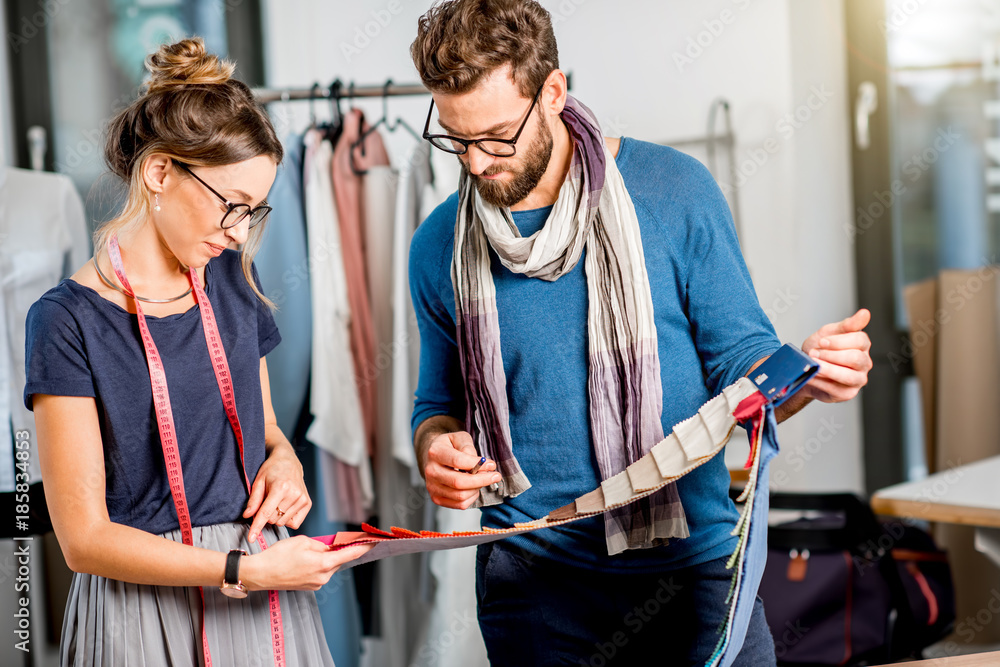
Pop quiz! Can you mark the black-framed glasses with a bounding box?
[422,83,545,157]
[175,162,272,230]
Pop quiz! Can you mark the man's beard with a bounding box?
[467,116,553,209]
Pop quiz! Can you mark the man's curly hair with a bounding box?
[411,0,559,97]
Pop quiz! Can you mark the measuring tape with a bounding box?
[108,236,286,667]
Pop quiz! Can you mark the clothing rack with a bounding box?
[252,73,575,104]
[252,80,429,104]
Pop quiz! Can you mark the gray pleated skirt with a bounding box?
[60,522,336,667]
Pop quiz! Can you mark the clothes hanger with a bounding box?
[324,79,345,146]
[349,80,421,175]
[383,81,421,142]
[380,80,421,144]
[308,82,322,129]
[349,81,385,176]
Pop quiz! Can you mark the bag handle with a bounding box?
[765,492,883,552]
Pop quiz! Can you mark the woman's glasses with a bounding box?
[175,162,271,230]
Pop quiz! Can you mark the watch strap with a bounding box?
[225,549,247,585]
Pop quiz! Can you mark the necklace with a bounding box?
[94,251,194,304]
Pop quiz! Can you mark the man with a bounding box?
[407,1,872,664]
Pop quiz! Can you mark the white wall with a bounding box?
[263,0,864,493]
[774,0,864,493]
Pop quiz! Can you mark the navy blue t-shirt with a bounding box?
[24,249,281,535]
[409,138,781,572]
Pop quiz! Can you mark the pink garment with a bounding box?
[331,109,391,459]
[320,450,369,524]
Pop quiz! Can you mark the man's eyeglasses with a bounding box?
[175,162,272,230]
[422,83,545,158]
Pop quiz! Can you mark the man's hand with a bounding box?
[800,308,873,403]
[424,431,501,510]
[416,416,501,510]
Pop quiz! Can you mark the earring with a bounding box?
[153,193,161,212]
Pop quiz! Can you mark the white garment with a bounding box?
[0,167,88,492]
[412,506,490,667]
[367,160,438,667]
[301,130,373,508]
[390,143,437,475]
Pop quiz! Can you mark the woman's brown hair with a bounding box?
[99,37,283,306]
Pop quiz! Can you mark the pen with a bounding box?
[460,456,487,474]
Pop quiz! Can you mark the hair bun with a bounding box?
[144,37,235,94]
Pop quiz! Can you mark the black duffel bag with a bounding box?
[756,492,954,666]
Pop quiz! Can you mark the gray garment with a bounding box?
[60,522,335,667]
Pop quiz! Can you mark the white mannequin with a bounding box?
[0,165,89,492]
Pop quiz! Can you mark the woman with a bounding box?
[24,38,370,666]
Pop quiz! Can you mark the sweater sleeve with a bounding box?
[408,196,467,432]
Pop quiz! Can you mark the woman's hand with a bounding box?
[240,535,375,591]
[244,442,311,542]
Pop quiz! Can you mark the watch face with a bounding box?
[220,583,248,599]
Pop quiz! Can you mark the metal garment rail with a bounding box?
[251,72,575,103]
[251,81,429,104]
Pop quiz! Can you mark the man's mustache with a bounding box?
[463,162,513,179]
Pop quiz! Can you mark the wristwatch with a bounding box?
[220,549,248,599]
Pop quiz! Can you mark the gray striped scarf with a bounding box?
[452,96,688,555]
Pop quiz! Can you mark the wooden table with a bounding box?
[871,455,1000,568]
[874,650,1000,665]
